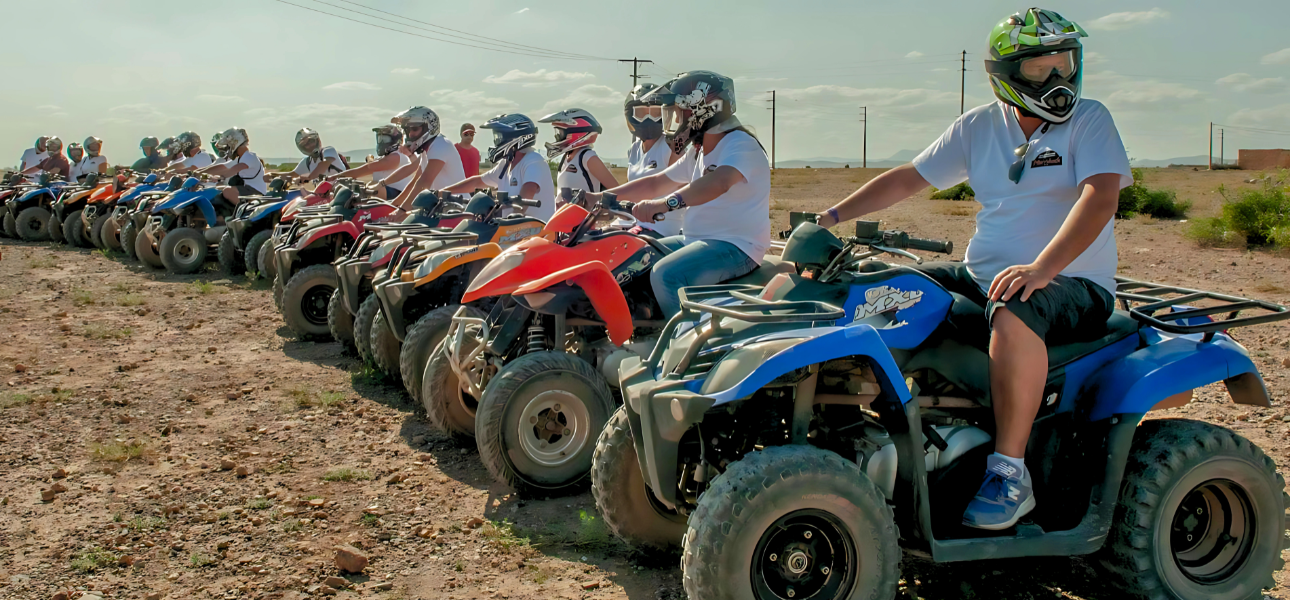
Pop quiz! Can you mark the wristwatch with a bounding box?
[665,194,686,211]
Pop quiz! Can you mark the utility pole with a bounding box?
[1219,128,1225,166]
[766,91,776,169]
[860,107,868,168]
[1209,122,1213,170]
[618,58,653,87]
[961,50,967,115]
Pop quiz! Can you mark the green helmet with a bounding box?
[140,136,159,151]
[985,8,1087,123]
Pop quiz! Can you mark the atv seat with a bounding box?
[727,256,797,287]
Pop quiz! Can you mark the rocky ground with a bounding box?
[0,167,1287,600]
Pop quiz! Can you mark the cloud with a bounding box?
[391,68,420,75]
[734,76,789,85]
[427,89,520,121]
[540,84,622,114]
[99,103,199,126]
[36,105,61,111]
[1083,51,1107,66]
[1086,71,1202,107]
[905,51,924,59]
[1227,103,1290,131]
[195,94,247,103]
[243,103,393,128]
[1089,8,1169,30]
[1262,48,1290,65]
[514,7,529,13]
[323,81,381,91]
[1216,73,1288,94]
[483,69,594,87]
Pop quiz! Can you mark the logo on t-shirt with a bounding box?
[704,164,719,174]
[645,160,658,170]
[565,165,578,173]
[1031,150,1063,168]
[509,178,518,186]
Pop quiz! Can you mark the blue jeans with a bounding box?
[651,236,759,318]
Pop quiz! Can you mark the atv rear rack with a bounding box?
[1114,276,1290,340]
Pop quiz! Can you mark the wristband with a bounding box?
[826,207,839,224]
[665,193,686,211]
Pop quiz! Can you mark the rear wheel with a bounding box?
[244,230,272,278]
[65,210,87,248]
[217,231,243,276]
[327,287,356,351]
[401,304,467,402]
[259,241,278,283]
[1095,419,1288,600]
[48,213,64,244]
[159,227,208,274]
[421,307,488,443]
[354,294,381,366]
[475,351,615,495]
[592,406,688,553]
[89,214,109,249]
[2,211,17,238]
[120,220,139,260]
[101,215,124,251]
[17,207,51,241]
[281,264,337,339]
[682,446,900,600]
[134,227,164,269]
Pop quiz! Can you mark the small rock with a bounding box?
[1235,413,1251,422]
[1282,358,1290,368]
[465,517,485,529]
[1282,415,1290,423]
[50,482,67,493]
[324,576,349,589]
[235,466,252,477]
[208,346,217,353]
[226,392,240,400]
[52,468,68,479]
[581,581,602,591]
[411,435,427,446]
[368,582,394,591]
[387,473,405,484]
[308,498,326,507]
[118,554,136,567]
[318,585,338,596]
[333,545,369,573]
[145,594,162,600]
[241,387,253,394]
[40,489,56,502]
[312,511,329,520]
[13,364,26,373]
[55,311,68,318]
[51,592,70,600]
[220,459,237,471]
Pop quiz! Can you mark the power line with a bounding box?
[1211,123,1290,136]
[269,0,610,61]
[619,58,654,86]
[735,53,965,76]
[327,0,610,60]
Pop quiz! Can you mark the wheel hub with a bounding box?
[302,285,335,326]
[1169,478,1255,584]
[754,510,855,600]
[176,238,201,264]
[516,390,589,467]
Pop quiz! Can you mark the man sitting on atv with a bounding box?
[440,113,554,220]
[195,127,268,206]
[275,128,348,184]
[161,132,214,175]
[817,8,1132,531]
[19,136,50,173]
[327,124,413,200]
[130,137,170,173]
[21,136,70,180]
[580,70,770,319]
[388,106,466,211]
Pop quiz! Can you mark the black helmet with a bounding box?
[176,132,202,154]
[480,114,538,164]
[372,124,403,157]
[624,83,663,141]
[984,8,1088,124]
[645,70,738,154]
[140,136,160,154]
[160,137,177,156]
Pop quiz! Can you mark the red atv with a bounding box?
[273,180,405,338]
[437,193,794,494]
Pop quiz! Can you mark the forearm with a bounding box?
[1034,175,1119,276]
[824,164,930,224]
[444,175,485,194]
[671,167,742,207]
[605,172,684,202]
[336,160,379,180]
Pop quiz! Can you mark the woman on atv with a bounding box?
[130,137,169,173]
[79,137,109,178]
[161,132,214,175]
[582,70,770,319]
[327,124,413,200]
[539,108,619,193]
[64,143,87,183]
[623,83,689,237]
[195,127,268,205]
[818,7,1132,531]
[388,106,466,211]
[440,113,556,221]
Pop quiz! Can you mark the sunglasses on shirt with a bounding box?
[1008,122,1051,184]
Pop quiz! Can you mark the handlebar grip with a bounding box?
[520,198,541,207]
[907,238,953,254]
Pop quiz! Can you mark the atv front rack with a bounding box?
[1115,277,1290,340]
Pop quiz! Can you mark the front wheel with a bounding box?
[259,240,278,284]
[281,264,337,339]
[327,287,356,351]
[120,220,139,260]
[244,230,272,278]
[217,231,243,276]
[474,351,615,495]
[101,216,124,251]
[65,210,89,248]
[683,446,901,600]
[159,227,208,274]
[17,207,51,242]
[421,308,488,443]
[354,294,381,366]
[89,214,109,249]
[48,213,65,244]
[401,304,472,403]
[135,226,163,268]
[2,211,17,238]
[369,310,402,380]
[1096,419,1288,600]
[592,406,687,553]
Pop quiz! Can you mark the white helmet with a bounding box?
[45,136,64,154]
[84,136,103,158]
[391,106,440,149]
[295,128,322,158]
[218,127,249,157]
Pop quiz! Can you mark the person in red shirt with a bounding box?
[455,123,481,177]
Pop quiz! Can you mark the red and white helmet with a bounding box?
[538,108,602,159]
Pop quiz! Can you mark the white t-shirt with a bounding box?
[180,150,214,171]
[416,135,467,191]
[480,148,556,222]
[628,139,687,236]
[912,100,1132,294]
[232,150,268,194]
[293,146,347,180]
[69,156,106,182]
[21,149,48,172]
[661,131,770,263]
[557,148,604,193]
[372,152,413,192]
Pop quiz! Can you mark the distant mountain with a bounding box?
[1130,155,1209,168]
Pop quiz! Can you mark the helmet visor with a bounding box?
[298,136,320,155]
[493,131,507,148]
[1018,50,1077,83]
[662,106,687,136]
[632,106,663,121]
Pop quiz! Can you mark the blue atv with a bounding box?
[140,176,234,274]
[218,178,301,276]
[600,215,1290,600]
[2,172,67,241]
[121,176,187,264]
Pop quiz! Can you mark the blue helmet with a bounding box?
[481,113,538,164]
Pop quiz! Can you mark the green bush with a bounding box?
[930,182,975,201]
[1117,168,1190,219]
[1185,181,1290,248]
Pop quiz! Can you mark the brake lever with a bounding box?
[872,245,923,265]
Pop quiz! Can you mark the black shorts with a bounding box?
[234,185,260,197]
[915,262,1115,346]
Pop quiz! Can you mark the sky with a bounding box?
[3,0,1288,167]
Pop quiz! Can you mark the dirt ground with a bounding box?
[0,167,1287,600]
